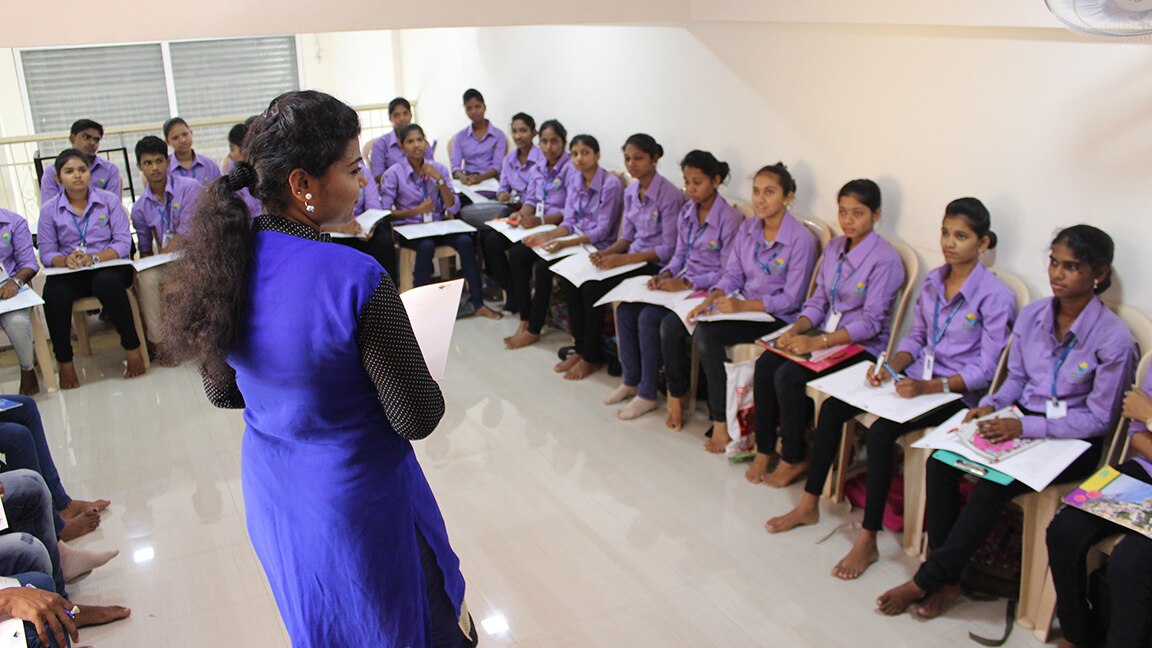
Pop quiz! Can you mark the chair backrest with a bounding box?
[361,136,377,168]
[801,216,833,251]
[989,267,1031,314]
[1105,350,1152,467]
[445,134,456,165]
[606,168,633,188]
[1108,302,1152,358]
[731,199,754,219]
[884,240,921,358]
[988,339,1013,395]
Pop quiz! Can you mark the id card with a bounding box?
[535,202,545,217]
[0,495,8,532]
[823,310,842,334]
[1046,399,1068,420]
[922,353,935,381]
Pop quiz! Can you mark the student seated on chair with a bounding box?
[0,207,43,395]
[39,120,121,207]
[502,120,575,344]
[511,135,623,368]
[450,88,506,187]
[764,198,1017,582]
[878,225,1137,620]
[370,97,434,184]
[380,124,500,319]
[321,160,398,279]
[224,120,263,220]
[164,117,222,186]
[37,149,145,389]
[682,163,820,452]
[753,179,904,476]
[608,149,740,421]
[1047,374,1152,648]
[130,136,202,365]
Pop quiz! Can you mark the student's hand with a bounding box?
[462,173,480,186]
[976,417,1023,444]
[414,199,436,215]
[776,327,797,348]
[519,215,543,229]
[686,300,714,323]
[0,587,79,648]
[963,405,996,423]
[65,250,88,269]
[714,295,742,314]
[647,272,671,290]
[1123,389,1152,424]
[497,192,511,203]
[0,281,18,300]
[421,163,443,182]
[865,363,892,387]
[543,238,574,253]
[591,253,624,270]
[784,334,820,356]
[895,379,931,399]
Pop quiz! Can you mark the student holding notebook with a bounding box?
[1047,375,1152,648]
[763,198,1017,582]
[878,225,1136,620]
[607,149,741,421]
[755,179,904,482]
[684,163,819,451]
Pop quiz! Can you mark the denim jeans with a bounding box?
[0,307,35,370]
[12,571,70,648]
[0,396,72,533]
[404,234,484,307]
[0,470,64,597]
[616,303,690,401]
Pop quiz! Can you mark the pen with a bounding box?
[701,291,740,315]
[884,362,903,382]
[873,351,887,378]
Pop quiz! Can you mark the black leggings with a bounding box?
[331,225,398,279]
[417,530,478,648]
[803,397,965,531]
[43,267,140,363]
[508,243,555,334]
[558,264,656,363]
[480,231,515,311]
[1047,459,1152,647]
[692,320,782,422]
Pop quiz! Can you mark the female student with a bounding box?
[165,117,222,186]
[754,179,904,480]
[370,97,434,183]
[450,89,507,186]
[763,198,1017,582]
[607,150,741,421]
[380,124,500,319]
[514,134,623,377]
[323,160,398,279]
[224,120,263,220]
[684,163,820,452]
[500,120,574,334]
[1047,376,1152,648]
[878,225,1137,619]
[0,208,42,395]
[553,134,682,381]
[38,149,144,389]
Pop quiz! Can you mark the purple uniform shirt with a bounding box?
[523,154,573,213]
[799,231,905,355]
[380,160,458,225]
[450,121,507,175]
[40,156,122,206]
[370,131,434,181]
[896,263,1017,404]
[354,161,383,216]
[1128,370,1152,478]
[130,175,203,255]
[560,167,623,251]
[498,146,546,196]
[714,212,820,324]
[169,152,222,186]
[0,209,39,277]
[981,297,1136,440]
[238,188,263,222]
[619,172,686,263]
[661,195,743,290]
[37,188,132,265]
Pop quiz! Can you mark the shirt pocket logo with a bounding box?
[708,240,719,250]
[0,231,10,246]
[1067,361,1094,384]
[962,313,981,332]
[855,281,867,294]
[97,213,109,226]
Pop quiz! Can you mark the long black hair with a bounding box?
[163,90,361,379]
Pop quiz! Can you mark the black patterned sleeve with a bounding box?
[201,368,245,409]
[356,274,446,440]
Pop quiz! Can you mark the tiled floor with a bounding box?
[4,318,1051,647]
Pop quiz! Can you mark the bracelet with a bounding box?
[821,334,829,349]
[940,377,950,394]
[1145,416,1152,431]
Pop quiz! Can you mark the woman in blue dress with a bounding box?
[164,90,476,647]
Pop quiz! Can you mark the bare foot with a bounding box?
[554,353,580,373]
[475,305,503,320]
[764,458,809,488]
[833,529,880,579]
[704,423,730,453]
[764,502,819,534]
[745,453,774,484]
[124,348,146,379]
[59,509,101,542]
[603,384,636,405]
[19,369,39,396]
[61,499,111,518]
[914,583,962,619]
[617,396,657,420]
[73,603,131,628]
[505,329,540,349]
[876,580,927,615]
[665,396,685,431]
[564,359,601,380]
[59,362,80,390]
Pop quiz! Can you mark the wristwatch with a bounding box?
[940,377,951,394]
[434,178,445,187]
[90,255,100,266]
[12,277,25,288]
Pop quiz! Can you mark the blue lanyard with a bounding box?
[67,204,95,247]
[575,190,595,229]
[156,193,172,232]
[1051,334,1077,400]
[754,240,784,275]
[677,214,708,275]
[827,253,847,312]
[931,293,966,348]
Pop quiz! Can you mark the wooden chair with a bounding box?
[396,246,458,294]
[31,306,58,392]
[71,293,150,370]
[361,137,377,169]
[1015,310,1152,641]
[731,199,754,219]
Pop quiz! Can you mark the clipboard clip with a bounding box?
[954,459,988,477]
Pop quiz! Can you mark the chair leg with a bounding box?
[72,311,91,356]
[1016,488,1067,638]
[686,345,699,421]
[126,292,150,370]
[900,442,929,558]
[831,420,858,503]
[398,248,415,293]
[31,307,58,393]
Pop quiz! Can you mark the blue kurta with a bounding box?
[219,216,465,647]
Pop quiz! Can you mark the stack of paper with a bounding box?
[487,220,557,243]
[532,237,594,261]
[549,255,647,288]
[393,220,477,240]
[0,289,44,316]
[328,209,392,239]
[457,178,501,205]
[806,362,962,424]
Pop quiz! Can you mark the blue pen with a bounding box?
[700,291,740,315]
[884,363,904,382]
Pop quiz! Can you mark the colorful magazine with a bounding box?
[1064,466,1152,539]
[955,406,1039,464]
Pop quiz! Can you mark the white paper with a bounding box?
[133,252,179,272]
[393,220,477,240]
[549,254,647,288]
[398,279,464,382]
[328,209,392,239]
[695,310,777,324]
[807,362,963,424]
[913,408,1091,491]
[457,178,501,204]
[593,275,692,309]
[41,258,135,276]
[0,495,7,532]
[532,237,594,261]
[487,220,557,243]
[0,288,44,316]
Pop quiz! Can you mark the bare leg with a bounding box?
[764,458,809,489]
[124,348,146,379]
[665,396,685,431]
[58,363,79,390]
[832,528,880,580]
[876,580,927,616]
[764,492,820,533]
[704,421,730,454]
